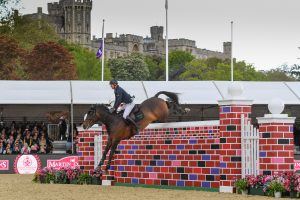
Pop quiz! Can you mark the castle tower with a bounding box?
[223,42,232,58]
[150,26,164,41]
[47,0,92,46]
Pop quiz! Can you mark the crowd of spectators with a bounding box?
[0,122,53,155]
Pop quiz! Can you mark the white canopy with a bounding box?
[0,81,299,105]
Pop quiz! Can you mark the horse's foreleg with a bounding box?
[98,139,112,168]
[105,141,119,171]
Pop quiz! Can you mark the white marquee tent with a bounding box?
[0,80,299,105]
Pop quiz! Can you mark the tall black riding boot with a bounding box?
[126,116,139,133]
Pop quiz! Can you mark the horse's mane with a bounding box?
[154,91,179,104]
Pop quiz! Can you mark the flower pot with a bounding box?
[249,186,265,196]
[241,189,248,195]
[290,191,297,198]
[50,180,54,184]
[92,177,102,185]
[274,191,282,198]
[39,176,45,184]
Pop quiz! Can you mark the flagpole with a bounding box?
[165,0,169,82]
[101,19,105,82]
[231,21,233,82]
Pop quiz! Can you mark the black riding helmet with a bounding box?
[109,79,118,85]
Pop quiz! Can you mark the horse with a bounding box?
[82,91,189,171]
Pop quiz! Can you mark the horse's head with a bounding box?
[82,104,110,129]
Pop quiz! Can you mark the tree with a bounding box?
[169,50,194,80]
[0,0,20,21]
[0,14,59,49]
[60,40,111,80]
[145,55,164,80]
[109,53,149,80]
[24,42,77,80]
[290,64,300,80]
[0,35,24,79]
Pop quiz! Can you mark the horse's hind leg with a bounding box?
[105,140,119,171]
[98,139,112,168]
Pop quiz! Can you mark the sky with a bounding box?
[19,0,300,70]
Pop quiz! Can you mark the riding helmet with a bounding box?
[109,79,118,85]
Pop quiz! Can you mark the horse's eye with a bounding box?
[84,113,87,121]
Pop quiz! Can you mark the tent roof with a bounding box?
[0,81,299,105]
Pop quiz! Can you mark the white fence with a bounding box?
[241,114,260,178]
[94,135,102,169]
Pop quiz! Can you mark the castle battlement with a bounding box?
[169,39,196,47]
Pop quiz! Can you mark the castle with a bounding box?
[25,0,231,60]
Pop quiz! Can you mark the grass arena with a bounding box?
[0,174,271,200]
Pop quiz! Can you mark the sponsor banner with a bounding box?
[14,155,41,174]
[0,160,9,170]
[295,160,300,171]
[47,156,78,169]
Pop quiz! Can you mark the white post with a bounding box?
[165,0,169,82]
[69,81,74,154]
[101,19,105,82]
[230,21,233,82]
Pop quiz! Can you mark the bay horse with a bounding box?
[82,91,188,170]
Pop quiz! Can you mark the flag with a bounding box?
[96,40,102,59]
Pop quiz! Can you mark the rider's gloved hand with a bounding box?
[109,108,115,113]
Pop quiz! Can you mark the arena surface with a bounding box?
[0,174,272,200]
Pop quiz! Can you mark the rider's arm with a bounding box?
[113,88,123,109]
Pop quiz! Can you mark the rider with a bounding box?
[109,80,139,132]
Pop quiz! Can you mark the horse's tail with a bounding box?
[154,91,179,105]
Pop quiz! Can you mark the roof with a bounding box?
[0,81,299,105]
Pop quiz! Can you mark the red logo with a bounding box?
[0,160,9,170]
[47,156,79,170]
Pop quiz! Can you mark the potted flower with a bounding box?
[91,168,103,185]
[55,167,68,184]
[45,168,56,184]
[33,169,46,184]
[282,172,299,198]
[78,172,92,185]
[66,167,82,184]
[235,178,249,195]
[268,180,285,198]
[248,175,265,196]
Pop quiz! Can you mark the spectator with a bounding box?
[21,143,30,154]
[0,133,7,147]
[6,135,14,147]
[0,142,5,154]
[5,143,12,155]
[39,132,47,154]
[23,130,32,147]
[13,134,23,154]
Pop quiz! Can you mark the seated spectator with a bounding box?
[5,143,12,155]
[6,135,14,147]
[30,143,39,154]
[23,130,32,147]
[13,134,23,154]
[39,132,47,154]
[1,132,7,147]
[21,143,30,154]
[0,142,5,154]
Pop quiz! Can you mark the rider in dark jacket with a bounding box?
[109,80,139,132]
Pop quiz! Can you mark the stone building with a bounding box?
[26,0,231,60]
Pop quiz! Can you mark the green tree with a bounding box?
[24,42,77,80]
[168,50,194,80]
[264,67,295,81]
[145,55,164,80]
[60,41,111,80]
[109,53,149,80]
[290,64,300,80]
[1,14,59,49]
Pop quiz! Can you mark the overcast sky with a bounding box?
[20,0,300,70]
